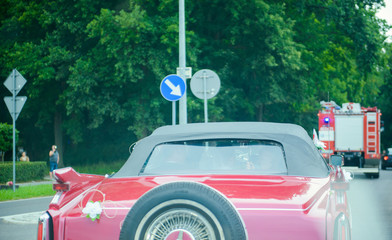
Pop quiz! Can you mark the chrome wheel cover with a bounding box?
[145,209,214,240]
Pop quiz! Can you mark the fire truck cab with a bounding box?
[318,101,382,178]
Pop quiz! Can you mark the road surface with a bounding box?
[0,197,52,240]
[348,169,392,239]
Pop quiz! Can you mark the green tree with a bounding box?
[0,123,19,162]
[0,0,390,165]
[284,0,387,103]
[0,0,124,164]
[64,6,168,140]
[379,42,392,149]
[184,0,307,123]
[63,0,307,132]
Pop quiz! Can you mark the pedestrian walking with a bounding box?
[49,145,59,179]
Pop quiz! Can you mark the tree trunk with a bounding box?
[54,111,64,167]
[257,103,264,122]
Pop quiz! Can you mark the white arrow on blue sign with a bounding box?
[160,74,186,101]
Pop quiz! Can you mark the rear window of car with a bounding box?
[140,139,287,175]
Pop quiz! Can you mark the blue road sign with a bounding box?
[160,74,186,101]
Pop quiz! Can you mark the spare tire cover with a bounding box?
[119,181,247,240]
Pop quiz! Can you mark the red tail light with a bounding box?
[384,156,389,161]
[37,223,43,239]
[50,182,69,207]
[37,212,51,240]
[53,183,70,192]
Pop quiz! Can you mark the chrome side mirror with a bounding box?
[330,155,343,167]
[129,142,137,154]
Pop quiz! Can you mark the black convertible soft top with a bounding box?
[115,122,330,178]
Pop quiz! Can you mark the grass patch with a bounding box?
[0,184,55,202]
[71,160,125,175]
[0,160,126,202]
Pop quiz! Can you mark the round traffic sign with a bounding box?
[160,74,186,101]
[190,69,220,99]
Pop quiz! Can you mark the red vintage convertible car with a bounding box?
[38,122,351,240]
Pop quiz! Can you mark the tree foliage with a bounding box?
[0,123,19,162]
[0,0,390,165]
[379,43,392,148]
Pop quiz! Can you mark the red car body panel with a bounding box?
[48,169,347,240]
[42,122,350,240]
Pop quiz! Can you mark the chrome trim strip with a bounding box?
[237,198,317,212]
[238,207,307,212]
[102,207,131,210]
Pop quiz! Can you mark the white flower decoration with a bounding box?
[343,169,353,182]
[82,201,102,221]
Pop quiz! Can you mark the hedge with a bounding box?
[0,161,47,183]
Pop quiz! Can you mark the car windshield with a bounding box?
[140,139,288,175]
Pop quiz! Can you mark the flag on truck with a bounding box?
[313,129,326,150]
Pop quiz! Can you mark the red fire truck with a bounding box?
[318,101,382,178]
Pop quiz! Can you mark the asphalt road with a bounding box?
[0,170,391,240]
[0,197,52,240]
[347,169,392,240]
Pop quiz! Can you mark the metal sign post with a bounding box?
[203,71,208,122]
[3,69,27,192]
[178,0,187,125]
[12,70,16,192]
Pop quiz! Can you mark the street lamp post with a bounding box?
[178,0,187,124]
